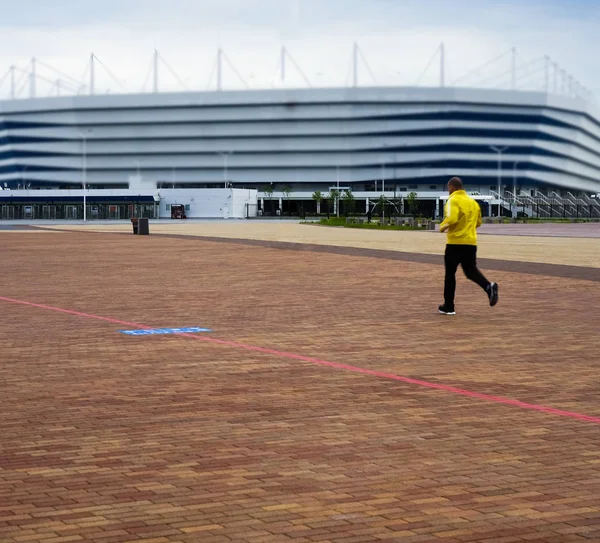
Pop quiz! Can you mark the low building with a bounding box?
[0,188,257,220]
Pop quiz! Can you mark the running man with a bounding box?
[438,177,499,315]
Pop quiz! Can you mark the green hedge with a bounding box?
[301,218,425,230]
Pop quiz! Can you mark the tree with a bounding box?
[262,184,274,214]
[390,195,403,218]
[342,188,356,216]
[282,185,293,214]
[329,188,340,217]
[312,190,323,214]
[406,191,419,218]
[376,194,387,221]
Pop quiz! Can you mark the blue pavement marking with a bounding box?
[119,327,212,336]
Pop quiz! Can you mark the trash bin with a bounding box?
[137,218,149,235]
[131,218,138,234]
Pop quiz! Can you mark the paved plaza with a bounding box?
[1,223,599,543]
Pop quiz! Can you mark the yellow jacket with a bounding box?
[439,190,482,245]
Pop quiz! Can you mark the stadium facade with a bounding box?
[1,86,600,218]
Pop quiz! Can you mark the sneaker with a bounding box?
[487,282,499,306]
[438,305,456,315]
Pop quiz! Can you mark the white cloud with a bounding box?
[0,0,597,100]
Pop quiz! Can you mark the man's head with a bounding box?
[447,177,464,194]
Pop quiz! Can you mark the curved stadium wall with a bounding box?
[1,86,599,196]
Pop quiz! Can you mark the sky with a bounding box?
[0,0,598,100]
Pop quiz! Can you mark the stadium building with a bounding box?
[2,83,600,219]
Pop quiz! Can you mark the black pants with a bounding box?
[444,244,490,309]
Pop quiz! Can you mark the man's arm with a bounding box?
[476,203,482,228]
[440,198,458,233]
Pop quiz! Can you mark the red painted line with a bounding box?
[0,296,150,329]
[2,294,600,425]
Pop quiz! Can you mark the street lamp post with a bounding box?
[336,165,340,217]
[512,161,521,219]
[381,162,386,222]
[219,152,232,188]
[82,135,87,222]
[79,129,92,222]
[490,145,509,218]
[21,165,29,191]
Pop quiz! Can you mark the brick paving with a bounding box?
[477,223,600,239]
[151,233,600,282]
[38,221,600,268]
[1,232,600,543]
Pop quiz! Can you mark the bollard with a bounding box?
[137,218,150,235]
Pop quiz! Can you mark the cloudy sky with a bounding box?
[0,0,598,100]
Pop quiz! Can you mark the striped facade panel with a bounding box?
[0,86,599,194]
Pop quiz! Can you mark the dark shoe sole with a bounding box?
[489,283,499,307]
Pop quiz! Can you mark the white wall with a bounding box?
[157,188,257,219]
[129,175,158,191]
[231,189,258,218]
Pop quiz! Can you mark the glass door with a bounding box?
[1,205,16,220]
[65,206,78,220]
[108,205,119,220]
[44,206,57,220]
[42,205,57,220]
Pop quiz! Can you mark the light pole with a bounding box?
[21,165,29,190]
[512,161,521,219]
[219,152,232,188]
[490,145,509,218]
[79,129,92,222]
[336,165,340,217]
[381,161,386,222]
